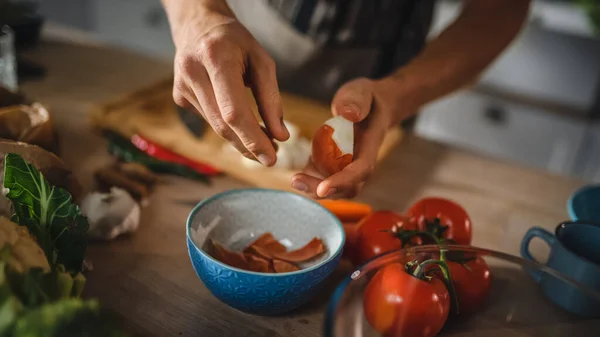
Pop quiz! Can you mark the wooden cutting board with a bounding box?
[90,78,403,193]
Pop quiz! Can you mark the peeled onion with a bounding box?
[225,120,313,170]
[273,141,293,169]
[311,116,354,176]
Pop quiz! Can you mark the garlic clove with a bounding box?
[81,187,141,241]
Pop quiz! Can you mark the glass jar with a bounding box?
[0,25,18,92]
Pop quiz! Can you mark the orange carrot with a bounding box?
[318,199,373,222]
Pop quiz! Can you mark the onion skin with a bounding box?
[312,124,353,176]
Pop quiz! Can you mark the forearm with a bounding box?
[388,0,531,122]
[161,0,235,47]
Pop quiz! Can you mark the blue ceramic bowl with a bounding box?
[186,188,345,315]
[568,184,600,222]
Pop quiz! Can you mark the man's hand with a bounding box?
[163,0,289,166]
[289,0,530,200]
[291,77,410,199]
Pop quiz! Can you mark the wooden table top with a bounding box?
[19,37,591,337]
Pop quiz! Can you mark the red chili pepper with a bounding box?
[130,134,222,175]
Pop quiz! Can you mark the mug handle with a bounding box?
[520,227,556,283]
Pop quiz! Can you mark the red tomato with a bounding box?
[342,222,361,262]
[364,263,450,337]
[407,197,472,245]
[354,211,414,266]
[447,256,492,315]
[427,251,492,315]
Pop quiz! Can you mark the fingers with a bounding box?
[205,56,278,166]
[316,160,371,198]
[173,66,254,159]
[249,52,289,142]
[331,78,374,123]
[315,113,387,198]
[172,23,282,167]
[291,77,389,199]
[291,173,322,198]
[291,160,324,198]
[292,170,361,199]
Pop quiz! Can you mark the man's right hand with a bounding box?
[163,0,289,166]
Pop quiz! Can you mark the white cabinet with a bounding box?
[478,25,600,114]
[430,0,597,40]
[414,91,588,176]
[420,0,599,178]
[89,0,175,61]
[431,1,600,115]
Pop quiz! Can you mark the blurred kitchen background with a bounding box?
[3,0,600,182]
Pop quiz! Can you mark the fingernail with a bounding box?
[341,104,361,121]
[292,180,307,192]
[280,117,290,134]
[257,154,272,166]
[325,188,338,197]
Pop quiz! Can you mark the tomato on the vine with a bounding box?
[354,211,414,266]
[407,197,472,245]
[446,256,492,315]
[363,263,450,337]
[425,250,492,316]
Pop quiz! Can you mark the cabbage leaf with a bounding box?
[2,153,88,273]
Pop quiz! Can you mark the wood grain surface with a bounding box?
[18,37,595,337]
[88,78,402,193]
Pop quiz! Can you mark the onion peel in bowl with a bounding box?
[209,233,326,274]
[244,232,287,254]
[273,259,301,273]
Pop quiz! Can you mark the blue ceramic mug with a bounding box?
[521,221,600,317]
[568,184,600,222]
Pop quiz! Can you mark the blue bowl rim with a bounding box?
[186,188,346,277]
[567,184,600,221]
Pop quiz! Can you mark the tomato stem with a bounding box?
[392,230,441,246]
[424,218,449,238]
[412,259,460,315]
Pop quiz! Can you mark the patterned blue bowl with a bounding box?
[186,188,345,315]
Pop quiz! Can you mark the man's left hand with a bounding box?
[291,77,408,199]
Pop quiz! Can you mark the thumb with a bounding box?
[331,78,374,123]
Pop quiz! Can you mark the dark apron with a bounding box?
[266,0,436,78]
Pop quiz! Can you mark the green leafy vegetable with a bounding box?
[3,153,89,273]
[0,225,128,336]
[0,154,128,336]
[0,247,22,336]
[0,244,84,308]
[11,299,128,337]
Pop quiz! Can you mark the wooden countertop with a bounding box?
[19,37,589,337]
